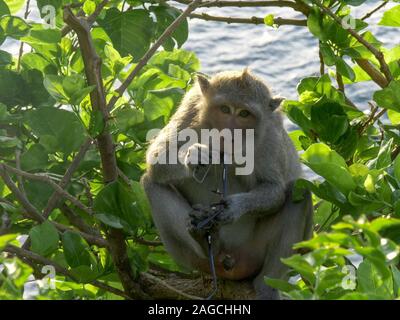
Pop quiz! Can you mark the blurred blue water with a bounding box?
[183,0,400,130]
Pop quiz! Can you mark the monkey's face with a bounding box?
[199,98,258,155]
[209,100,257,132]
[196,69,276,155]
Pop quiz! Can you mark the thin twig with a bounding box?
[319,44,325,75]
[15,148,26,196]
[171,0,310,14]
[0,163,93,216]
[0,166,44,222]
[0,166,107,247]
[135,237,163,247]
[59,203,100,237]
[361,0,388,21]
[189,13,308,26]
[43,138,93,218]
[117,167,132,186]
[358,102,386,134]
[106,0,203,110]
[16,0,31,72]
[336,72,344,92]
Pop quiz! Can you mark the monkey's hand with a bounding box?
[187,204,211,242]
[184,143,218,173]
[215,194,246,226]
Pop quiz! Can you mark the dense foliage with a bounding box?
[0,0,400,300]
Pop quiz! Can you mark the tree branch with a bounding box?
[171,0,309,14]
[106,0,203,110]
[0,163,93,216]
[0,166,107,247]
[63,5,148,299]
[361,0,388,21]
[61,0,109,37]
[355,58,389,88]
[189,12,307,26]
[4,244,130,299]
[313,0,392,83]
[43,138,93,219]
[59,203,101,237]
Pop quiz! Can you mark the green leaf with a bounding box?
[282,254,316,285]
[149,49,200,74]
[379,5,400,27]
[83,0,96,15]
[0,49,11,66]
[94,213,124,229]
[0,234,17,250]
[98,8,154,61]
[62,231,94,268]
[388,110,400,125]
[394,154,400,183]
[264,277,299,292]
[0,0,10,17]
[373,80,400,112]
[152,5,188,50]
[62,74,95,105]
[335,58,356,81]
[0,135,19,148]
[20,143,48,171]
[88,110,104,137]
[392,265,400,297]
[264,14,274,27]
[21,52,55,73]
[43,74,68,102]
[93,180,146,234]
[24,107,86,154]
[22,69,54,107]
[307,7,323,39]
[0,15,30,39]
[21,24,61,44]
[310,98,349,143]
[0,67,28,107]
[320,43,336,66]
[143,87,184,122]
[29,221,59,256]
[369,138,393,170]
[357,259,393,299]
[114,107,144,132]
[5,0,24,14]
[343,0,367,6]
[301,143,356,195]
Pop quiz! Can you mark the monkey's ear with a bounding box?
[196,74,210,95]
[270,96,284,110]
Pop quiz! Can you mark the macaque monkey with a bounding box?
[141,69,313,299]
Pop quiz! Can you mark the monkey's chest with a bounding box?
[177,165,251,207]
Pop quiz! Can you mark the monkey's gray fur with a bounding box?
[141,69,313,300]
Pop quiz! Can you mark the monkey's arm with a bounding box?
[219,180,287,224]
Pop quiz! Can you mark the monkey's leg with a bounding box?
[141,174,207,269]
[253,191,313,300]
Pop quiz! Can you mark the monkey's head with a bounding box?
[195,69,284,153]
[197,68,283,153]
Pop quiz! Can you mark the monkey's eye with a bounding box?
[220,105,231,114]
[238,109,251,118]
